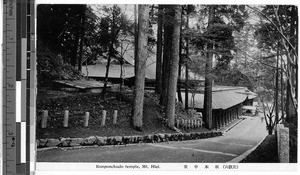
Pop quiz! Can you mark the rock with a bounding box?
[38,139,49,148]
[59,138,72,147]
[172,134,179,141]
[125,136,134,143]
[114,136,123,145]
[96,137,107,146]
[69,138,84,146]
[183,133,190,140]
[106,137,113,145]
[177,134,183,141]
[157,133,166,142]
[47,139,61,147]
[190,133,197,140]
[136,135,144,143]
[153,134,160,142]
[165,134,172,141]
[80,136,98,146]
[122,136,131,145]
[144,135,154,143]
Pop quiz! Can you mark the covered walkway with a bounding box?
[180,86,258,130]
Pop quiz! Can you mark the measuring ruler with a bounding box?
[2,0,36,174]
[3,0,17,175]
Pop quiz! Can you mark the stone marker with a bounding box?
[41,110,48,128]
[113,110,118,124]
[277,124,289,163]
[84,112,90,127]
[63,110,69,127]
[101,110,107,126]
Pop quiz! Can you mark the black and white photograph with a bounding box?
[32,1,298,173]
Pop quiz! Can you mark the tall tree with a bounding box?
[165,5,182,128]
[37,4,90,66]
[204,6,214,130]
[177,8,184,104]
[78,5,86,72]
[184,5,191,110]
[155,5,163,95]
[275,41,279,123]
[98,5,132,97]
[101,5,117,97]
[134,5,138,76]
[160,5,173,106]
[132,5,149,130]
[252,5,298,121]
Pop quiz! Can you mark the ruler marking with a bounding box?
[3,0,18,174]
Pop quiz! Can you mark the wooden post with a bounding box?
[176,119,180,128]
[185,119,188,129]
[41,110,48,128]
[63,110,69,127]
[113,110,118,124]
[101,110,107,126]
[84,112,89,127]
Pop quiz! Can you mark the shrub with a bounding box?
[37,46,84,87]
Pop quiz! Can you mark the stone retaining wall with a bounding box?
[37,131,223,149]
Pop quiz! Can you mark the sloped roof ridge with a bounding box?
[212,86,246,92]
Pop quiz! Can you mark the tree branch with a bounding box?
[248,5,298,61]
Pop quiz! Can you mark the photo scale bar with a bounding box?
[3,0,17,175]
[27,0,36,174]
[16,0,28,174]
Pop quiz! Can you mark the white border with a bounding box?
[34,1,300,175]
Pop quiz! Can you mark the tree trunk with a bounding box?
[102,53,112,98]
[134,5,138,76]
[294,6,298,101]
[204,6,214,130]
[185,9,190,110]
[165,5,181,128]
[78,5,86,72]
[177,64,183,103]
[160,5,173,107]
[119,46,124,98]
[280,53,284,120]
[71,28,80,67]
[132,5,149,130]
[155,5,163,95]
[102,6,116,98]
[177,15,183,104]
[275,41,279,123]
